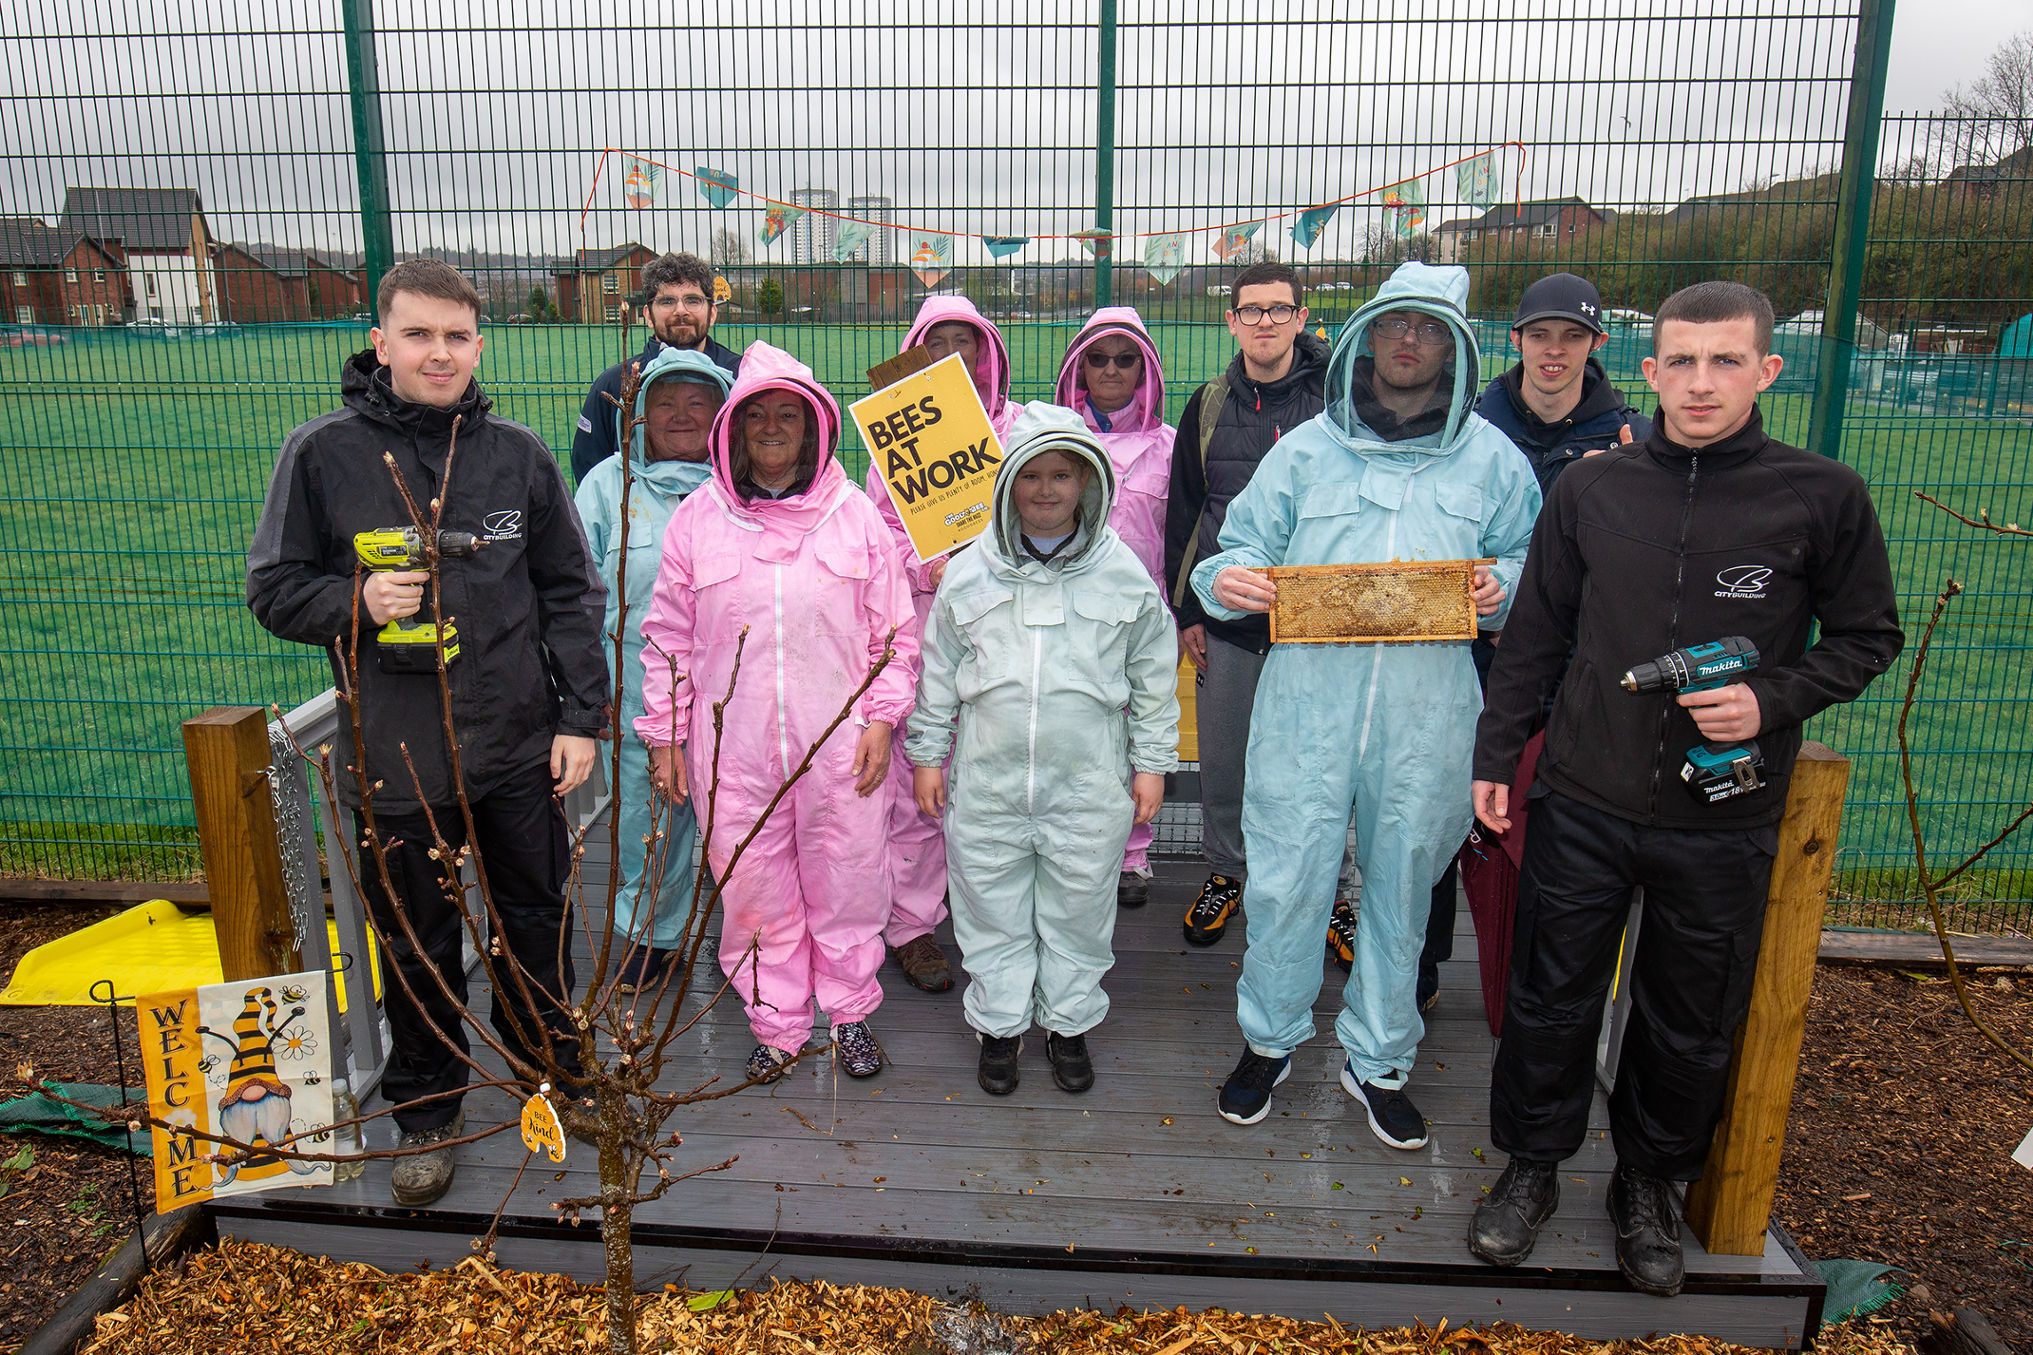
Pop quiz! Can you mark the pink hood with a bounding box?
[902,296,1016,438]
[707,341,850,561]
[1054,306,1167,436]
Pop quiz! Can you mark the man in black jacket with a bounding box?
[1465,281,1902,1295]
[570,251,742,482]
[248,260,609,1207]
[1162,262,1335,944]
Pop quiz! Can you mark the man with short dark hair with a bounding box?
[1163,261,1334,948]
[571,251,742,482]
[1466,280,1902,1296]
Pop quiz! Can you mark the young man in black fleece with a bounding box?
[1465,281,1902,1296]
[247,259,608,1208]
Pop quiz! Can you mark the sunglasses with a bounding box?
[1084,349,1141,370]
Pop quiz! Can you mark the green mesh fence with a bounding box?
[0,4,2027,930]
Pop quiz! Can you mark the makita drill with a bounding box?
[1620,636,1766,804]
[352,528,480,673]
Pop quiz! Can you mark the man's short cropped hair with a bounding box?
[1230,261,1303,309]
[640,252,716,300]
[1653,281,1775,357]
[377,258,482,325]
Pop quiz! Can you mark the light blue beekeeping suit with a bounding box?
[907,402,1180,1040]
[574,348,732,951]
[1191,262,1541,1086]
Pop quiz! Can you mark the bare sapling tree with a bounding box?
[1898,491,2033,1075]
[66,350,900,1355]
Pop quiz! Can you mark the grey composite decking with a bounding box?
[212,850,1823,1346]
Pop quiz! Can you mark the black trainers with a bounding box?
[1608,1162,1686,1296]
[389,1110,465,1207]
[978,1033,1022,1095]
[1045,1031,1094,1093]
[834,1021,884,1078]
[614,943,672,995]
[1184,874,1242,946]
[1416,964,1440,1013]
[745,1043,794,1084]
[1341,1062,1429,1149]
[1117,872,1150,908]
[1468,1157,1561,1266]
[1326,896,1358,972]
[1217,1049,1291,1125]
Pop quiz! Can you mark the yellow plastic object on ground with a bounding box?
[0,900,380,1012]
[1176,655,1198,763]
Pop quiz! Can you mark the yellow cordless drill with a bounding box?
[352,528,480,673]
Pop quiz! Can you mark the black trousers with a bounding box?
[1490,788,1776,1180]
[353,758,581,1132]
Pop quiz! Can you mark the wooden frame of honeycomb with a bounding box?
[1264,559,1494,644]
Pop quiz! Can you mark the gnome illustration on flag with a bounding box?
[210,986,318,1182]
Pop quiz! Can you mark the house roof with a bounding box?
[59,186,205,252]
[552,242,650,275]
[0,217,119,270]
[1469,196,1599,230]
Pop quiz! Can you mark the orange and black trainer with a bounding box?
[1327,895,1358,972]
[1183,873,1242,946]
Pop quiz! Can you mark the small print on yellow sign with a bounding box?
[850,351,1003,564]
[520,1084,566,1164]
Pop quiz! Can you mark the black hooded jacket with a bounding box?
[1163,329,1332,652]
[1475,407,1903,829]
[247,351,609,812]
[1476,359,1653,497]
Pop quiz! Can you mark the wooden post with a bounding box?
[1684,741,1850,1255]
[183,707,302,982]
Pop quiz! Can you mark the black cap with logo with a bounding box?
[1513,273,1606,334]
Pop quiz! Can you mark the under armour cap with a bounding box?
[1513,273,1606,334]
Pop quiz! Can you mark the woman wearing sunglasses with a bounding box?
[1054,307,1179,908]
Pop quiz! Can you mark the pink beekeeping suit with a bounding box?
[1054,306,1179,877]
[864,297,1021,949]
[636,342,918,1054]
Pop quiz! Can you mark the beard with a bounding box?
[220,1082,293,1148]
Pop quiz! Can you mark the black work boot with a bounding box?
[1467,1157,1560,1266]
[1608,1162,1686,1297]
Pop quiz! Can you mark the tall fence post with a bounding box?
[1806,0,1896,460]
[1683,742,1851,1255]
[341,0,396,307]
[1093,0,1118,308]
[183,708,304,982]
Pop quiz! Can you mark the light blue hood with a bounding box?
[986,401,1117,573]
[624,347,734,501]
[1326,260,1483,452]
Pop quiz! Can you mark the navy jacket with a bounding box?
[1476,359,1651,497]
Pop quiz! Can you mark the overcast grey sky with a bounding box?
[0,1,2022,265]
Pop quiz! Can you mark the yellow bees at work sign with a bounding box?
[850,352,1004,564]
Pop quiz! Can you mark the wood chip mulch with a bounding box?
[79,1239,1916,1355]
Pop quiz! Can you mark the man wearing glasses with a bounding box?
[572,252,743,482]
[1190,262,1539,1150]
[1163,262,1336,951]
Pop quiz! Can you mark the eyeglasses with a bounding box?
[1371,316,1452,347]
[651,293,713,312]
[1084,349,1141,369]
[1233,304,1301,325]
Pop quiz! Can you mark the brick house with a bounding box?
[215,244,364,322]
[551,243,657,324]
[1435,196,1606,264]
[0,217,128,325]
[60,186,217,323]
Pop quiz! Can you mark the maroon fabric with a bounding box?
[1458,730,1543,1036]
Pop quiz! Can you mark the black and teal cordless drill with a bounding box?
[1620,636,1766,804]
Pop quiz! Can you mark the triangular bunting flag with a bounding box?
[1383,180,1427,239]
[758,202,806,246]
[623,158,662,210]
[1143,234,1186,285]
[832,221,873,263]
[909,234,954,288]
[1211,221,1261,259]
[695,167,738,209]
[1457,153,1499,209]
[1072,228,1113,259]
[1291,204,1338,250]
[982,236,1030,259]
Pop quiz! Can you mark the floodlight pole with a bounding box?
[342,0,397,310]
[1094,0,1119,308]
[1807,0,1896,460]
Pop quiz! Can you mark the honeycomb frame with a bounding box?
[1265,559,1494,644]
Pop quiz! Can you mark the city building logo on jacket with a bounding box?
[484,509,525,542]
[1715,564,1773,599]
